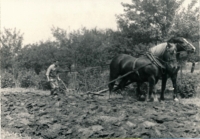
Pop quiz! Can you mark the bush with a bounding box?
[18,70,40,88]
[177,72,199,98]
[71,67,109,92]
[1,72,15,88]
[37,70,51,90]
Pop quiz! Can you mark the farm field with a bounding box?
[1,88,200,139]
[1,0,199,138]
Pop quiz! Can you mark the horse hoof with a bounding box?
[138,95,146,101]
[174,98,179,102]
[159,98,165,103]
[159,97,165,101]
[154,98,159,102]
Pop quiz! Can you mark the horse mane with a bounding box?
[149,43,167,57]
[167,37,183,43]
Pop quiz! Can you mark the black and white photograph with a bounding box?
[1,0,200,138]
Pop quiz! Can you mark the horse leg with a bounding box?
[108,82,115,99]
[147,76,156,102]
[118,78,128,97]
[153,79,159,102]
[136,82,142,99]
[160,75,167,101]
[108,74,117,98]
[171,73,178,101]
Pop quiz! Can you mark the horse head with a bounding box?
[167,37,196,53]
[163,42,178,74]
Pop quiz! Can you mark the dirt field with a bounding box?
[1,88,200,139]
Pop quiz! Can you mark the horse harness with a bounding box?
[131,53,160,81]
[145,52,166,69]
[132,58,141,79]
[132,52,171,79]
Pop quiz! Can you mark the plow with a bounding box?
[58,62,152,96]
[58,55,196,97]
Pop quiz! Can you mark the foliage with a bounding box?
[52,27,112,69]
[17,41,59,74]
[117,0,184,44]
[18,70,40,88]
[37,70,51,90]
[1,72,15,88]
[0,28,23,70]
[1,1,199,94]
[170,0,199,41]
[177,72,199,98]
[69,67,109,92]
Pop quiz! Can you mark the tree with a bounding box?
[116,0,184,45]
[17,41,59,74]
[170,0,199,42]
[0,28,23,71]
[0,28,24,87]
[51,26,77,69]
[169,0,199,62]
[51,27,112,69]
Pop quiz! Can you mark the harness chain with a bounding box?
[94,62,152,92]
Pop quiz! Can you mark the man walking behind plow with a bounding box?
[46,60,61,96]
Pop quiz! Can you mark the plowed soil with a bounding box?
[1,90,200,139]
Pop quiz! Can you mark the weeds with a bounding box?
[177,71,200,98]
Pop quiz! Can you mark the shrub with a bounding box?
[72,67,109,92]
[177,72,199,98]
[1,72,15,88]
[18,70,40,88]
[37,70,51,90]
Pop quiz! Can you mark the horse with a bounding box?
[108,37,196,101]
[108,42,177,101]
[161,37,195,101]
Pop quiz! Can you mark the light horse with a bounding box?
[108,37,195,101]
[109,42,177,101]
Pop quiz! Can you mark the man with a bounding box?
[46,60,61,95]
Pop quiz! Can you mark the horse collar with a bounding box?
[146,52,165,69]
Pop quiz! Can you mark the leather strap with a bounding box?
[146,52,165,69]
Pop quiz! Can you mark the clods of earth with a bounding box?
[1,91,200,139]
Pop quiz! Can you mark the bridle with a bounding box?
[173,38,195,53]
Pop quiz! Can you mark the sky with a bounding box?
[1,0,132,45]
[1,0,197,45]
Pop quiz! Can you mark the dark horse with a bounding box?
[108,37,195,101]
[163,37,196,101]
[109,42,177,101]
